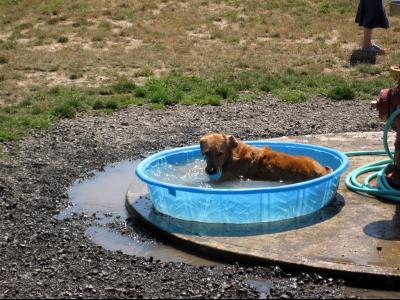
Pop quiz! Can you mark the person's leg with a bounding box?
[362,27,372,49]
[362,26,385,54]
[359,0,388,54]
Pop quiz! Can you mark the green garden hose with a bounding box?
[345,107,400,201]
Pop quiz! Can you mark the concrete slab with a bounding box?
[126,132,400,285]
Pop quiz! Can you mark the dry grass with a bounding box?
[0,0,399,105]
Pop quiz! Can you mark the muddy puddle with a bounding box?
[58,160,220,266]
[244,279,272,299]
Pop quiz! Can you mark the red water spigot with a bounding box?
[371,65,400,121]
[371,88,392,121]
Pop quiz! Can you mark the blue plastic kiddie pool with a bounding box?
[135,141,349,224]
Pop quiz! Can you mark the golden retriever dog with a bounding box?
[200,133,331,182]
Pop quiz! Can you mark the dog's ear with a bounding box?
[227,135,238,149]
[200,138,206,154]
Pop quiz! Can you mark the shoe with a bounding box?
[363,44,386,55]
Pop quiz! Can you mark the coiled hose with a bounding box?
[345,107,400,201]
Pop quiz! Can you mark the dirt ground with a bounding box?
[0,96,384,298]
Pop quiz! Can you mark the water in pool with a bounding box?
[149,158,286,189]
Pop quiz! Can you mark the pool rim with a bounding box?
[135,141,349,195]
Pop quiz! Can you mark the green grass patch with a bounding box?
[92,99,105,110]
[104,99,118,110]
[221,68,393,101]
[134,75,233,106]
[149,103,165,110]
[111,80,136,94]
[279,90,307,102]
[356,64,382,76]
[0,84,149,141]
[0,70,395,141]
[39,0,64,15]
[0,39,16,50]
[0,112,50,141]
[327,84,355,100]
[51,103,77,118]
[139,74,239,105]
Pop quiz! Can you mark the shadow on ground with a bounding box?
[364,204,400,240]
[349,49,377,66]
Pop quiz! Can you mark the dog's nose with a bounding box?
[206,167,217,175]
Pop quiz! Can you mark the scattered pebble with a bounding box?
[0,97,381,298]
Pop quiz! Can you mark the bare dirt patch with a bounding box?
[186,31,211,39]
[0,32,11,40]
[151,3,168,15]
[1,0,399,105]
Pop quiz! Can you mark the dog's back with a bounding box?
[226,143,329,182]
[256,148,330,181]
[200,133,331,182]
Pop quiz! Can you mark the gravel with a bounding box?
[0,96,381,298]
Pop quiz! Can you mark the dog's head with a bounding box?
[199,133,238,177]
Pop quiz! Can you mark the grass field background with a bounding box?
[0,0,399,141]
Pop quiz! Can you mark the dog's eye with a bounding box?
[218,151,223,156]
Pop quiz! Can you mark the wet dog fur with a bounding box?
[200,133,331,182]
